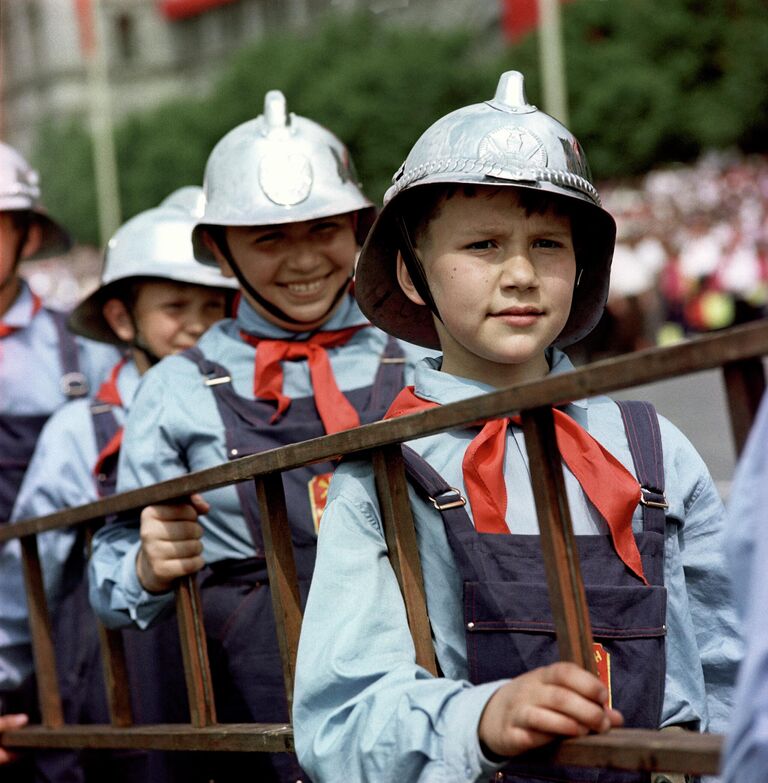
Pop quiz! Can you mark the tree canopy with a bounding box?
[33,0,768,245]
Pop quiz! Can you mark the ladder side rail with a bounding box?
[722,357,767,456]
[19,533,64,727]
[521,406,596,673]
[255,473,303,713]
[372,445,438,676]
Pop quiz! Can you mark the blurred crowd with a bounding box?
[577,150,768,360]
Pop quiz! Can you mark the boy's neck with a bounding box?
[0,275,22,319]
[440,350,551,389]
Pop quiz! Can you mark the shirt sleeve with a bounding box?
[87,367,180,630]
[665,418,741,734]
[293,464,506,783]
[722,395,768,783]
[1,404,96,691]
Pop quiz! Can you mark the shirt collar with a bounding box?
[2,279,37,329]
[234,293,369,339]
[413,347,589,425]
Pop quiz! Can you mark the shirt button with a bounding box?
[230,448,239,456]
[466,622,475,630]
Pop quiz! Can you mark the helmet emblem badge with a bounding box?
[478,127,547,172]
[259,149,314,206]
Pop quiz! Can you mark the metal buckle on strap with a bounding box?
[428,488,466,511]
[204,375,232,387]
[60,371,88,398]
[379,357,406,364]
[639,487,669,509]
[89,402,113,414]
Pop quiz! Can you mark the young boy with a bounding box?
[0,187,236,782]
[293,71,741,782]
[88,90,429,782]
[0,141,118,526]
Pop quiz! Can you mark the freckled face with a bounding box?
[397,187,576,387]
[219,214,358,331]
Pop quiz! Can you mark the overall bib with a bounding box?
[0,309,87,524]
[401,401,668,783]
[179,335,405,783]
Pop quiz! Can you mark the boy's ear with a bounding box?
[201,229,234,278]
[19,221,43,260]
[102,298,135,343]
[396,251,426,307]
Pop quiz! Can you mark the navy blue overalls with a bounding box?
[0,309,87,524]
[173,334,406,783]
[401,401,668,783]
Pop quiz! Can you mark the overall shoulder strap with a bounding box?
[369,336,406,410]
[48,309,88,399]
[615,400,667,534]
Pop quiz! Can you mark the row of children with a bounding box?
[0,70,763,782]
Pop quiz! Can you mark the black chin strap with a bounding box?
[394,215,443,324]
[214,232,352,327]
[126,310,162,367]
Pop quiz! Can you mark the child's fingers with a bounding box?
[0,713,28,766]
[143,502,200,523]
[535,684,612,733]
[148,538,204,561]
[541,662,610,705]
[141,519,203,545]
[189,494,210,515]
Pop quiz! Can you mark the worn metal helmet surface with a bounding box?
[0,141,72,259]
[192,90,375,264]
[355,71,616,349]
[70,186,238,344]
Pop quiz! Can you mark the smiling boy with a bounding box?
[88,91,428,783]
[293,72,740,782]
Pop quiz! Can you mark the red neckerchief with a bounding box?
[384,385,647,584]
[239,324,368,435]
[0,292,42,339]
[92,359,128,481]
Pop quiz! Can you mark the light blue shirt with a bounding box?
[0,361,139,693]
[88,295,431,630]
[722,393,768,783]
[293,351,741,783]
[0,280,119,416]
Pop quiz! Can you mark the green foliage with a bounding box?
[31,2,768,245]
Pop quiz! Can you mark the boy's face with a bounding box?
[214,214,357,331]
[104,280,228,372]
[397,187,576,387]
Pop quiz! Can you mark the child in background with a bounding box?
[0,141,117,527]
[88,90,430,783]
[293,71,740,783]
[1,187,236,783]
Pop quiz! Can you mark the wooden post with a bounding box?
[255,473,303,714]
[373,446,438,676]
[175,576,217,727]
[19,535,64,727]
[521,408,596,673]
[723,357,766,456]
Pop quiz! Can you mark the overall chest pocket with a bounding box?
[464,580,667,730]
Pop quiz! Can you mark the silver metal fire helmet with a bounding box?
[192,89,375,264]
[355,71,617,349]
[70,186,238,344]
[0,141,72,259]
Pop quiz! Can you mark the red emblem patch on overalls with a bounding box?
[593,642,612,708]
[308,473,332,532]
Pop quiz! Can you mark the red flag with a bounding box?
[157,0,237,21]
[500,0,577,43]
[74,0,95,56]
